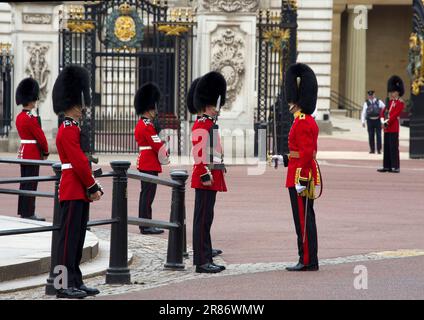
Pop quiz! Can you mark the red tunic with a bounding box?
[191,115,227,192]
[286,112,320,188]
[56,118,96,202]
[134,117,168,173]
[380,99,404,133]
[16,110,49,160]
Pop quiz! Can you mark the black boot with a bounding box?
[286,263,319,272]
[140,227,164,235]
[23,215,46,222]
[211,262,226,271]
[79,285,100,296]
[377,168,390,173]
[195,263,222,274]
[56,287,87,299]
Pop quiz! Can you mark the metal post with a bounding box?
[106,161,131,284]
[45,163,62,295]
[164,169,188,270]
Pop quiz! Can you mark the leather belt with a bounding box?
[289,151,317,159]
[62,163,73,170]
[139,146,152,151]
[21,140,37,144]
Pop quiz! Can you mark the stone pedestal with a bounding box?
[195,0,259,158]
[8,2,61,153]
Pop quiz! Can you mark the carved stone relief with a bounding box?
[211,28,245,109]
[25,43,50,102]
[203,0,259,12]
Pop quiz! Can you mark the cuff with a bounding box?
[87,183,100,195]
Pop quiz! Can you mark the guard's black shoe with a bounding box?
[140,227,164,235]
[390,168,400,173]
[79,285,100,296]
[56,288,87,299]
[369,150,375,154]
[377,168,390,173]
[211,263,226,271]
[377,150,382,154]
[286,263,319,272]
[195,263,222,274]
[212,249,223,257]
[24,215,46,222]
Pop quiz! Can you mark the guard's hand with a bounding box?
[272,155,285,165]
[295,184,307,194]
[89,191,102,201]
[43,155,49,160]
[362,123,366,128]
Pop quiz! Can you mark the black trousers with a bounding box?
[288,188,318,266]
[139,171,158,229]
[56,200,89,289]
[383,132,400,170]
[17,164,40,217]
[193,189,217,266]
[367,119,382,152]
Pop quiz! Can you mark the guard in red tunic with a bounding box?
[134,83,169,235]
[15,78,49,221]
[274,63,321,271]
[52,65,103,299]
[191,72,227,273]
[378,76,405,173]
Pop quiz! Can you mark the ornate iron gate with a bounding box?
[59,0,194,154]
[256,0,297,156]
[0,43,13,138]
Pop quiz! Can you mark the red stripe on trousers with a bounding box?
[200,191,207,265]
[297,195,310,265]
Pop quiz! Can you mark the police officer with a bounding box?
[274,63,321,271]
[134,83,170,235]
[361,90,386,154]
[378,76,405,173]
[15,78,49,221]
[191,72,227,273]
[52,65,103,299]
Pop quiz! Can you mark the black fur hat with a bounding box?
[52,65,91,114]
[187,78,201,115]
[134,83,161,115]
[285,63,318,115]
[16,78,39,106]
[194,71,227,112]
[387,75,404,97]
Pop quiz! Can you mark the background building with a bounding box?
[0,0,334,157]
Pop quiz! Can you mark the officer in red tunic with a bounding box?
[274,63,321,271]
[378,76,405,173]
[191,72,227,273]
[15,78,49,221]
[52,65,103,299]
[134,83,169,234]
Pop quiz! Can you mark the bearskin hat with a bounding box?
[52,65,91,115]
[285,63,318,115]
[194,71,227,112]
[16,78,39,106]
[387,75,404,97]
[187,78,201,115]
[134,83,161,115]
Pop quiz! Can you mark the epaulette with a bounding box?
[299,113,306,120]
[63,120,78,127]
[26,112,34,118]
[143,118,152,126]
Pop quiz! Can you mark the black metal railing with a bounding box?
[0,44,13,138]
[330,90,363,119]
[0,158,189,294]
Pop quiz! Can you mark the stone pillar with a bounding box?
[331,3,346,108]
[345,5,371,117]
[8,2,61,153]
[195,0,259,158]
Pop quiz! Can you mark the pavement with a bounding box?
[0,114,423,300]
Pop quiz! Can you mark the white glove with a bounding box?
[271,155,285,165]
[295,184,306,194]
